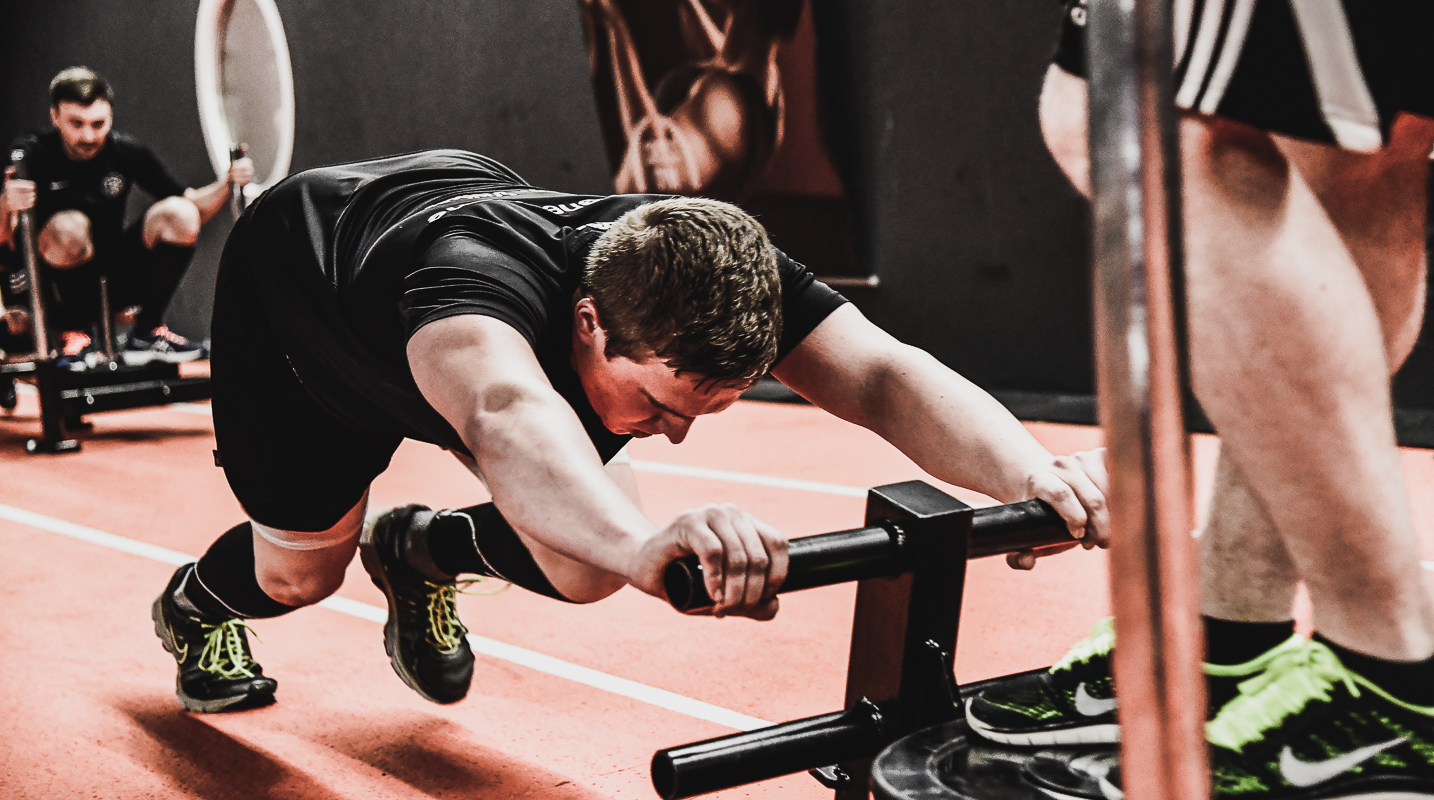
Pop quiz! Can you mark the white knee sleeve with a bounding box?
[252,519,361,551]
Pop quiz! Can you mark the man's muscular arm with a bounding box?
[773,304,1110,548]
[409,313,787,617]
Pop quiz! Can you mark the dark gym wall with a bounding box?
[813,0,1094,396]
[0,0,611,341]
[3,1,1430,418]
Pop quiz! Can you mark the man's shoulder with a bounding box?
[104,130,158,159]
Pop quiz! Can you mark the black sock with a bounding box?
[1203,616,1297,666]
[181,522,300,620]
[133,242,195,334]
[1315,633,1434,707]
[424,503,572,602]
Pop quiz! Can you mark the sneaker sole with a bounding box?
[359,509,455,705]
[122,351,156,367]
[153,350,203,364]
[966,701,1121,746]
[149,594,275,713]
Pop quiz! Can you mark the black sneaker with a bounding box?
[966,618,1304,746]
[123,325,205,365]
[1205,639,1434,800]
[151,564,277,713]
[360,505,484,704]
[0,377,15,411]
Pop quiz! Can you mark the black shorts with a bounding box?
[1054,0,1434,150]
[210,207,404,533]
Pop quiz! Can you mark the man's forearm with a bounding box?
[462,387,655,578]
[857,348,1058,503]
[183,177,233,225]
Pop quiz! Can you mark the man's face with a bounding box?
[50,99,113,162]
[572,299,746,444]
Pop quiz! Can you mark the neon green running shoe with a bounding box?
[967,618,1304,746]
[1205,639,1434,799]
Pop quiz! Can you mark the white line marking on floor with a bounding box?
[0,502,773,732]
[169,402,214,416]
[1425,561,1434,571]
[629,460,867,498]
[160,403,870,498]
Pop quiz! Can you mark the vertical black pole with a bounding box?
[10,148,80,454]
[835,482,971,799]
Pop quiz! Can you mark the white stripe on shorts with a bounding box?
[1174,0,1198,66]
[1290,0,1382,152]
[1175,0,1229,109]
[1198,0,1258,115]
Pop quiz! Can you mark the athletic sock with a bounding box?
[1314,632,1434,707]
[1202,616,1297,666]
[133,242,195,334]
[182,522,300,620]
[423,503,571,602]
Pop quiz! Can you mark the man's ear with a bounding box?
[49,106,61,127]
[573,296,604,346]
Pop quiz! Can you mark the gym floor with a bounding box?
[2,387,1433,799]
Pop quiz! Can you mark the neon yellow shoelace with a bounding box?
[196,619,262,680]
[1053,617,1117,673]
[1206,641,1355,752]
[425,577,509,653]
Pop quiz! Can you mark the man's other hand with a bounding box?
[631,504,790,620]
[1009,448,1110,569]
[228,156,255,188]
[2,168,36,215]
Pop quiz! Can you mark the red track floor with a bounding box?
[2,390,1432,799]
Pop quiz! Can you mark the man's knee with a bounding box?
[256,565,346,607]
[251,515,364,606]
[36,210,94,269]
[143,196,202,248]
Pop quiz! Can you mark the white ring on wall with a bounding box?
[194,0,295,199]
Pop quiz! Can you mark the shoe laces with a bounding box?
[424,577,508,653]
[147,325,190,345]
[1053,617,1116,673]
[1205,640,1355,753]
[196,619,262,680]
[61,330,91,356]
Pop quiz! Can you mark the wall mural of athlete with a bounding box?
[580,0,867,281]
[581,0,799,200]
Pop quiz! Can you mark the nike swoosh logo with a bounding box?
[1075,682,1118,716]
[1279,738,1407,788]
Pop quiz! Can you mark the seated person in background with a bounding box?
[0,66,253,367]
[151,149,1109,713]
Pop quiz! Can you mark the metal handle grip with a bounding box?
[9,149,50,360]
[229,145,248,217]
[663,499,1075,612]
[664,523,903,612]
[651,700,886,799]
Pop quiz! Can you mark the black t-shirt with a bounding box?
[244,150,847,459]
[4,129,186,256]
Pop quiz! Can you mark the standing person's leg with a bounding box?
[1038,63,1303,650]
[123,197,205,362]
[1183,113,1434,668]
